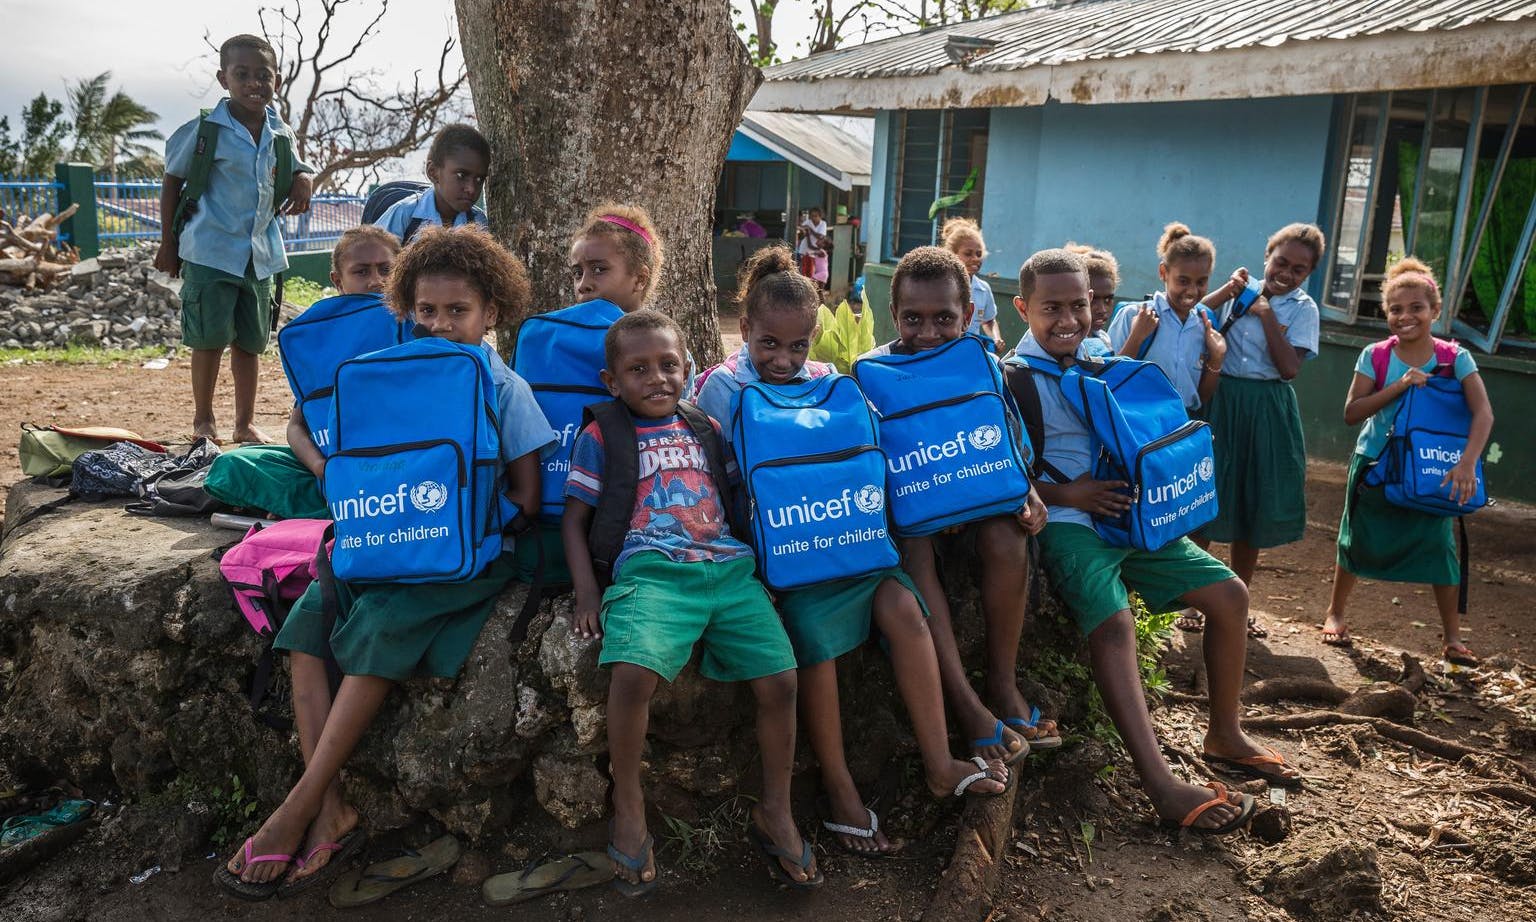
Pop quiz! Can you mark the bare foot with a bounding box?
[927,756,1007,799]
[225,805,307,885]
[823,787,894,854]
[192,418,219,442]
[231,424,273,445]
[1147,779,1245,832]
[285,800,360,883]
[1320,609,1351,646]
[609,804,655,886]
[750,805,816,884]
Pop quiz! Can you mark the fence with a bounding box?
[0,176,64,238]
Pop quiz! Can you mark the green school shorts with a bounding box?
[179,260,274,354]
[204,444,329,520]
[1037,522,1235,635]
[597,553,797,683]
[776,567,928,666]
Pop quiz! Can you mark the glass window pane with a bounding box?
[1325,96,1383,313]
[1455,86,1536,340]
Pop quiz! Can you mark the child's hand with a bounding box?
[1061,474,1132,516]
[1129,303,1159,340]
[1016,487,1048,535]
[1224,267,1250,298]
[571,596,603,640]
[1397,367,1429,390]
[1200,313,1227,367]
[1247,295,1272,320]
[282,173,314,215]
[1442,457,1480,505]
[153,241,181,278]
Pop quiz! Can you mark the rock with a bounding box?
[450,849,492,886]
[1248,804,1292,843]
[97,253,128,269]
[532,752,608,829]
[1248,841,1382,919]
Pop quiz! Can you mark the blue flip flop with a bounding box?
[972,718,1030,764]
[606,833,657,898]
[747,823,823,891]
[1004,706,1062,751]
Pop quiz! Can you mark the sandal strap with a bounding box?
[953,756,1006,797]
[821,808,878,839]
[606,834,654,872]
[241,836,296,867]
[1179,782,1232,829]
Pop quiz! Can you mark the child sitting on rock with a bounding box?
[562,309,819,894]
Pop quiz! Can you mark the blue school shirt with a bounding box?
[1217,286,1320,380]
[374,187,488,242]
[694,346,830,439]
[1351,345,1478,459]
[1082,329,1113,358]
[483,344,560,544]
[165,100,314,281]
[1107,292,1207,411]
[965,275,998,335]
[1014,333,1096,530]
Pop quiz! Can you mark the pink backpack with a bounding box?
[219,518,330,634]
[1369,335,1459,391]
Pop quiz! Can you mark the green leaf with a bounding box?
[928,168,979,220]
[808,300,875,374]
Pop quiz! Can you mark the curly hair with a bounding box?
[603,308,684,371]
[1065,242,1120,290]
[1383,256,1440,308]
[330,225,401,275]
[890,246,970,311]
[427,123,491,167]
[736,245,818,325]
[384,225,530,324]
[940,217,986,256]
[1157,222,1215,268]
[573,202,665,304]
[1265,222,1326,268]
[1018,248,1088,300]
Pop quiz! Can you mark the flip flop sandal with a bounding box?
[607,833,658,898]
[278,828,368,898]
[820,807,901,858]
[482,851,614,906]
[1319,627,1353,648]
[213,836,297,902]
[746,823,823,891]
[1203,747,1303,789]
[952,756,1009,799]
[327,834,461,909]
[0,804,93,886]
[1443,645,1480,668]
[1246,616,1269,639]
[1004,706,1063,751]
[0,799,94,847]
[1175,610,1205,633]
[1164,782,1256,837]
[972,719,1030,765]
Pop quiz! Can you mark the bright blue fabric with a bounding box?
[1107,292,1208,410]
[373,187,487,241]
[1217,286,1320,380]
[164,100,314,280]
[1352,345,1478,458]
[1015,333,1096,530]
[695,346,830,443]
[1360,369,1486,516]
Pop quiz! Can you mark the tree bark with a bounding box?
[456,0,760,366]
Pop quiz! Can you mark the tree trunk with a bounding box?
[456,0,760,367]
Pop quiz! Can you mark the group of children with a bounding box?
[183,32,1494,905]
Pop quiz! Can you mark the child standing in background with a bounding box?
[156,33,315,445]
[1108,223,1226,413]
[1065,243,1119,357]
[1323,258,1492,663]
[372,124,490,243]
[943,218,1004,353]
[796,206,830,289]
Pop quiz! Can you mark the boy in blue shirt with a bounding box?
[562,310,818,894]
[156,34,314,444]
[1011,248,1301,835]
[372,123,490,243]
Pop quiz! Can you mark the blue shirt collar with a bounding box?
[731,345,814,385]
[205,98,278,150]
[1015,331,1092,363]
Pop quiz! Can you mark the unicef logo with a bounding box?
[853,484,885,514]
[968,424,1003,451]
[1197,457,1215,482]
[410,481,449,513]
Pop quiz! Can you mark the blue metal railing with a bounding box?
[0,176,63,226]
[281,194,366,251]
[94,177,162,246]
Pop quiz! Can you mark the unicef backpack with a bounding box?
[512,299,625,525]
[852,335,1034,536]
[1007,353,1217,551]
[278,293,412,455]
[730,375,899,590]
[322,337,523,583]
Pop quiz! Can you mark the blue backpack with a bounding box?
[730,375,899,591]
[1007,353,1217,551]
[512,299,624,525]
[278,293,412,455]
[853,335,1034,536]
[322,337,522,583]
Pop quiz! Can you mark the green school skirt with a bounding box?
[205,444,330,520]
[1200,376,1308,548]
[273,553,519,681]
[1337,453,1459,584]
[775,568,929,667]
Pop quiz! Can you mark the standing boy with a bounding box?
[156,33,314,444]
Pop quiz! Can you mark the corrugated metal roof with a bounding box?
[739,112,874,189]
[764,0,1536,83]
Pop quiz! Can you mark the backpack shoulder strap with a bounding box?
[402,216,426,244]
[273,132,294,208]
[676,400,746,543]
[1370,336,1400,391]
[1431,337,1460,376]
[583,401,637,583]
[172,110,220,235]
[1002,361,1044,478]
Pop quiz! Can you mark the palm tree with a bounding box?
[67,72,162,185]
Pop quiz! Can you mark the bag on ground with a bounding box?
[19,424,165,479]
[73,437,219,500]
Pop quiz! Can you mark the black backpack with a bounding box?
[361,180,431,242]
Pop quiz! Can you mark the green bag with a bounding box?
[19,425,165,479]
[203,444,329,520]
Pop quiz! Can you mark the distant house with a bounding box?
[754,0,1536,499]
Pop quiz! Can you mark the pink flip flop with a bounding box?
[213,836,296,901]
[280,828,368,897]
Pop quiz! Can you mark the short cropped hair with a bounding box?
[384,224,530,323]
[1018,248,1087,300]
[604,308,684,371]
[890,246,969,311]
[1266,222,1326,268]
[427,123,492,167]
[220,34,278,70]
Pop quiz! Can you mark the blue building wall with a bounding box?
[948,96,1338,298]
[865,111,893,264]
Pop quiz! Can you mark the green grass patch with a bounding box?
[0,344,175,365]
[284,277,336,308]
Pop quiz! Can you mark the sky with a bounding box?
[0,0,829,180]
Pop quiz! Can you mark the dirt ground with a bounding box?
[2,347,1535,921]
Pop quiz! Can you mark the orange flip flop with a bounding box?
[1203,746,1303,788]
[1168,782,1255,836]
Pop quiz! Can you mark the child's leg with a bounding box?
[1323,564,1357,639]
[1433,584,1471,656]
[285,653,360,881]
[1229,540,1260,587]
[901,536,1023,761]
[229,346,270,443]
[227,674,391,883]
[748,668,816,883]
[190,347,223,440]
[974,517,1056,739]
[797,659,890,854]
[607,663,660,886]
[1085,611,1247,829]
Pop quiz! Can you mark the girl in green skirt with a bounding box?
[698,246,1009,857]
[1324,258,1493,664]
[217,227,557,900]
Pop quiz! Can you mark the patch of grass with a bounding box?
[0,344,174,365]
[147,773,260,848]
[657,794,754,875]
[284,277,336,308]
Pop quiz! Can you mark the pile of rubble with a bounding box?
[0,244,182,350]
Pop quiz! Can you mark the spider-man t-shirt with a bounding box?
[564,414,751,578]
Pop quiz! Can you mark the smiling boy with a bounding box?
[157,34,314,444]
